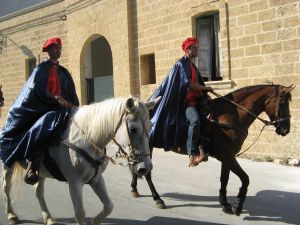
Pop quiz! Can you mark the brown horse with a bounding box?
[0,84,4,107]
[129,84,295,216]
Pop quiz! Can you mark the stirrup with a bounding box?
[199,146,209,162]
[188,155,202,167]
[24,168,39,185]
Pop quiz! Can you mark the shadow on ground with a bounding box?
[54,216,224,225]
[162,189,300,225]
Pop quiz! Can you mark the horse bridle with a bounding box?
[112,112,151,166]
[272,86,291,127]
[211,85,291,127]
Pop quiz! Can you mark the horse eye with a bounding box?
[130,127,137,133]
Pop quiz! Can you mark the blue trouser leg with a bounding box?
[186,106,200,155]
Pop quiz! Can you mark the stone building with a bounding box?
[0,0,299,159]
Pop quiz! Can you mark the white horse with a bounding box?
[1,97,160,225]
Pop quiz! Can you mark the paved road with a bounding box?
[1,147,299,225]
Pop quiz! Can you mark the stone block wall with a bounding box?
[0,0,299,159]
[133,0,300,159]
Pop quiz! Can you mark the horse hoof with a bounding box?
[131,191,140,198]
[46,218,57,225]
[85,220,95,225]
[222,203,233,214]
[156,200,166,209]
[8,215,19,224]
[232,206,242,216]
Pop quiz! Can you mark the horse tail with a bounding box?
[11,162,24,201]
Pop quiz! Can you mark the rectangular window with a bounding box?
[25,57,36,78]
[140,54,156,85]
[196,13,221,81]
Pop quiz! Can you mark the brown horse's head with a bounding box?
[265,84,295,136]
[0,84,4,107]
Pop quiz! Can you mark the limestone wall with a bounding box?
[0,0,299,159]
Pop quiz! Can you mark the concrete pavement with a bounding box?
[0,147,299,225]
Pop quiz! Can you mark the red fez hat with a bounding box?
[182,37,199,52]
[42,37,62,52]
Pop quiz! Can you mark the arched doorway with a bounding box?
[82,35,114,104]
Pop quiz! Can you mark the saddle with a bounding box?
[43,148,66,182]
[25,137,67,182]
[23,144,66,184]
[43,139,106,183]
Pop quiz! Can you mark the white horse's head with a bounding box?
[73,96,161,177]
[113,97,161,176]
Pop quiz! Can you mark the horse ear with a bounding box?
[0,84,2,89]
[145,96,162,110]
[281,84,296,95]
[126,97,135,113]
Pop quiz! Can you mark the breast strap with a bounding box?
[63,139,106,184]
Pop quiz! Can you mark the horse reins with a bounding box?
[211,91,273,126]
[210,86,290,156]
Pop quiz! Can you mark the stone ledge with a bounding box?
[239,154,300,167]
[274,158,300,167]
[205,80,234,90]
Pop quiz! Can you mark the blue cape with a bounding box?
[0,60,79,167]
[148,56,205,150]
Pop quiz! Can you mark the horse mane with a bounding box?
[72,97,149,146]
[225,84,292,101]
[72,98,128,145]
[229,84,277,95]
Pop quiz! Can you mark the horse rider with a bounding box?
[148,37,214,167]
[0,37,79,185]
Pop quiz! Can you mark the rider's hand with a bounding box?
[54,95,73,110]
[206,87,214,92]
